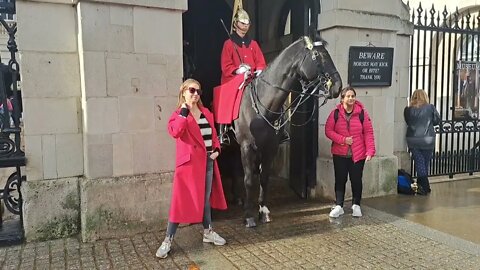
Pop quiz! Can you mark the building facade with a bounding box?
[9,0,466,242]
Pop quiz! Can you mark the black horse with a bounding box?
[230,36,342,227]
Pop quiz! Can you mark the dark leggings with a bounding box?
[166,157,214,238]
[410,148,432,177]
[333,155,365,207]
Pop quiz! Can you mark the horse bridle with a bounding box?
[249,39,338,132]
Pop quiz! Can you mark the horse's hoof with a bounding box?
[245,217,256,228]
[258,205,272,223]
[259,212,272,223]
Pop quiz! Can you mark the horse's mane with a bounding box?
[262,38,304,74]
[263,36,328,74]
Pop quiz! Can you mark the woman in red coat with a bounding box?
[325,86,376,218]
[156,79,228,259]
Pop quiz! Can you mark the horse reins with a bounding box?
[249,68,337,132]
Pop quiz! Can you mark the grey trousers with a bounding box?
[166,156,214,238]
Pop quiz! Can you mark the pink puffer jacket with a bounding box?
[325,101,376,163]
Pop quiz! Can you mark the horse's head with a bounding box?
[296,36,342,99]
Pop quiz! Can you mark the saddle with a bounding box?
[212,74,248,124]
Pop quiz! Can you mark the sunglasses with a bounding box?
[187,87,202,96]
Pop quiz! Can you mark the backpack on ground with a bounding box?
[334,108,364,124]
[397,169,416,195]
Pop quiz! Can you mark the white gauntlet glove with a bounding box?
[235,64,251,74]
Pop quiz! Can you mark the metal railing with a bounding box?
[408,2,480,178]
[0,12,24,246]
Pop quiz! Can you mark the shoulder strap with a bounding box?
[334,108,364,124]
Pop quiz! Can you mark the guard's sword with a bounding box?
[220,18,244,65]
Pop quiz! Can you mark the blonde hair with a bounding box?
[409,89,429,108]
[176,78,203,108]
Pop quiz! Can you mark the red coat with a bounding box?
[325,101,376,163]
[167,106,227,223]
[220,37,266,84]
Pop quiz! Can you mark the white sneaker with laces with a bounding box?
[156,240,171,259]
[329,205,344,218]
[203,229,226,246]
[352,204,363,217]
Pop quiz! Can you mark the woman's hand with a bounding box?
[366,155,372,161]
[344,136,353,145]
[209,151,220,160]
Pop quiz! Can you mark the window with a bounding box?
[278,0,319,37]
[0,0,15,21]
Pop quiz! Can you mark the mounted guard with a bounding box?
[226,34,342,227]
[214,6,268,146]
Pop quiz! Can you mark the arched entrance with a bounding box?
[182,0,321,200]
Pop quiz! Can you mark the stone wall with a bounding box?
[16,0,416,241]
[17,0,187,241]
[313,0,413,201]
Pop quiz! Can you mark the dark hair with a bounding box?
[340,86,356,99]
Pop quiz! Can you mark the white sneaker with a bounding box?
[352,204,362,217]
[156,240,171,259]
[203,229,226,246]
[329,205,344,218]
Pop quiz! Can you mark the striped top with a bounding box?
[197,114,213,152]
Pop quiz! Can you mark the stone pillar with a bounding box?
[312,0,413,201]
[18,0,186,241]
[17,0,84,241]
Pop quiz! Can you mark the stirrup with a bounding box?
[219,133,230,146]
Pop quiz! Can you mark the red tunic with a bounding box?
[220,36,266,84]
[167,106,227,223]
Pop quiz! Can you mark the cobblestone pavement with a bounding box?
[0,201,479,269]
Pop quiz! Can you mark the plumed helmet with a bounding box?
[234,8,250,25]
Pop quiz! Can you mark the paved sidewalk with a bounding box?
[0,200,479,269]
[365,178,480,244]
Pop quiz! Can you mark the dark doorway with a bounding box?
[182,0,319,200]
[182,0,231,109]
[285,0,320,198]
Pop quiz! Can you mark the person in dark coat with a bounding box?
[404,89,441,195]
[156,79,228,259]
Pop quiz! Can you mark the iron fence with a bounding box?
[409,2,480,178]
[0,11,24,245]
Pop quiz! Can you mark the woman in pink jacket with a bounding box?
[156,79,228,259]
[325,86,375,218]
